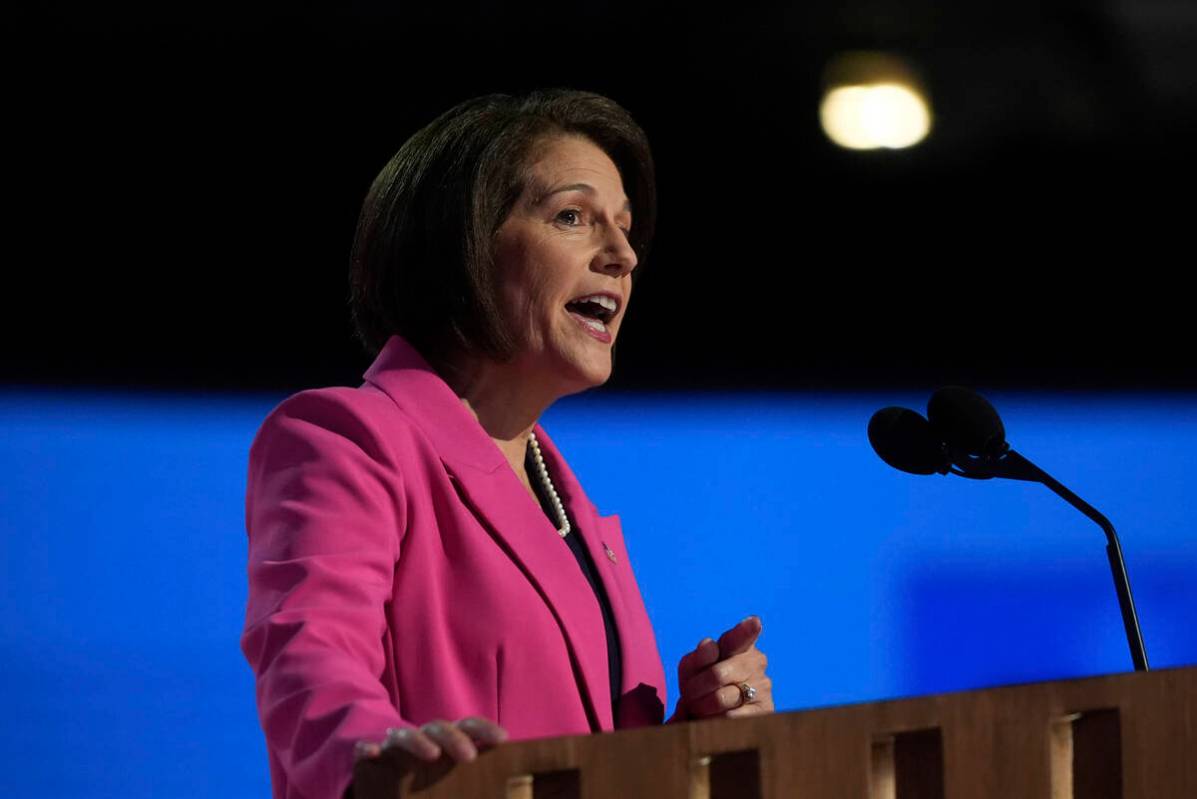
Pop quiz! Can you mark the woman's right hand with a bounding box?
[353,717,508,765]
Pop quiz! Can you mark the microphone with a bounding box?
[868,387,1150,672]
[867,407,949,476]
[927,385,1006,458]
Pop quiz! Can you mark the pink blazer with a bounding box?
[240,334,668,799]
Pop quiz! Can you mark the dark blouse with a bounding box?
[526,447,623,722]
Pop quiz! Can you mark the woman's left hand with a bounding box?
[667,615,774,722]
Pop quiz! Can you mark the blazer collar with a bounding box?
[362,334,508,474]
[361,334,616,731]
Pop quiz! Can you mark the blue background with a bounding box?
[1,389,1193,797]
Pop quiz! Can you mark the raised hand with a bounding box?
[669,615,774,722]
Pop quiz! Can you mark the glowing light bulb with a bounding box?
[819,54,933,151]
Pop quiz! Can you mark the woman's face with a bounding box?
[493,134,638,394]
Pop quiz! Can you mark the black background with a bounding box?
[9,2,1195,393]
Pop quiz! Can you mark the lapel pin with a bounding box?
[603,543,617,563]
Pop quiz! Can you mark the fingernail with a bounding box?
[697,637,714,649]
[742,615,759,625]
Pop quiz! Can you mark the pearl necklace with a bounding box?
[528,431,571,538]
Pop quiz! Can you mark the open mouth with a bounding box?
[564,294,618,334]
[565,294,618,321]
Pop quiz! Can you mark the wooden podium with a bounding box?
[354,666,1195,799]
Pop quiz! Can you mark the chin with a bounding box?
[557,354,613,395]
[545,327,618,394]
[569,366,612,394]
[587,366,613,388]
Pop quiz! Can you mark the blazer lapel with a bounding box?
[443,458,615,732]
[529,426,638,703]
[361,335,615,732]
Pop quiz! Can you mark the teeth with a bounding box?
[572,312,608,333]
[575,294,617,312]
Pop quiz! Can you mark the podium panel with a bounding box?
[354,666,1195,799]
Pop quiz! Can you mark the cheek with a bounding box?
[493,234,576,325]
[495,245,540,312]
[497,270,560,348]
[517,268,566,317]
[505,272,556,317]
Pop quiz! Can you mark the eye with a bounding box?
[556,208,584,226]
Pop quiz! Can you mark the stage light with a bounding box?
[820,52,933,151]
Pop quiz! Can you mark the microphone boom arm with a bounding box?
[953,447,1150,672]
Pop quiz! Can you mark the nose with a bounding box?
[595,224,638,278]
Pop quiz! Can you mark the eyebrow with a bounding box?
[533,182,632,215]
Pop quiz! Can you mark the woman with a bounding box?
[240,89,774,799]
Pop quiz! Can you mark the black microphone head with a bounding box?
[868,406,948,475]
[927,386,1007,457]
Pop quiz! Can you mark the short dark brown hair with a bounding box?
[349,88,657,366]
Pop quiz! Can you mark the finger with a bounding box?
[680,648,765,702]
[691,673,774,719]
[457,717,508,749]
[729,676,774,715]
[421,720,479,763]
[688,684,746,718]
[736,675,772,709]
[724,701,771,719]
[717,616,763,660]
[677,637,721,685]
[381,726,441,762]
[353,740,383,762]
